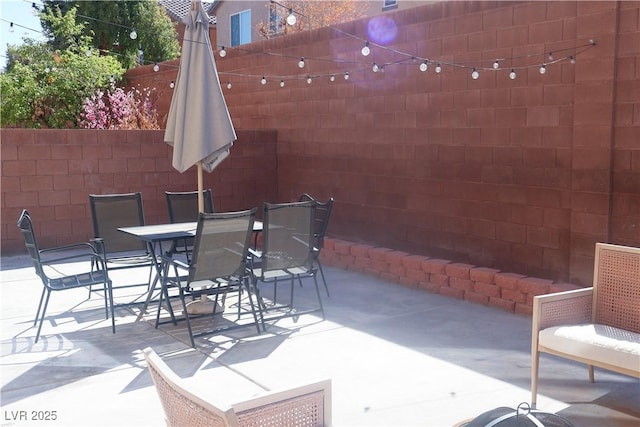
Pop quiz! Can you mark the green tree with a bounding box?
[41,0,180,69]
[1,6,124,128]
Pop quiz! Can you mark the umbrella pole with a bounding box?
[197,161,204,213]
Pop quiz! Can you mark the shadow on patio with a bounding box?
[1,255,638,426]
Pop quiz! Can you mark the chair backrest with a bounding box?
[143,347,238,427]
[16,210,44,279]
[89,192,148,254]
[592,242,640,333]
[166,189,214,223]
[189,208,257,283]
[261,201,316,274]
[298,193,334,249]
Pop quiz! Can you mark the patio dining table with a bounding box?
[118,220,262,320]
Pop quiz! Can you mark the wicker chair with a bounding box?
[531,242,640,408]
[143,347,332,427]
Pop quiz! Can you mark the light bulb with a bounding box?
[226,82,232,89]
[569,56,576,64]
[219,47,226,57]
[130,29,137,40]
[298,57,305,68]
[361,41,370,57]
[548,52,553,61]
[419,60,428,72]
[286,9,296,26]
[493,60,499,69]
[306,76,312,84]
[45,67,50,73]
[344,72,350,80]
[9,22,14,33]
[85,49,92,57]
[109,75,115,83]
[471,68,479,80]
[539,64,547,74]
[372,63,380,73]
[170,81,175,88]
[31,3,39,15]
[509,69,516,80]
[280,80,285,87]
[435,63,442,74]
[153,63,159,72]
[261,76,267,85]
[330,74,335,82]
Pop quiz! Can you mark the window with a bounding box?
[231,10,251,46]
[268,3,287,35]
[383,0,398,9]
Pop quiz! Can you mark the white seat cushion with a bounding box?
[539,323,640,373]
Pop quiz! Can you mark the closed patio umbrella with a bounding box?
[164,0,236,314]
[164,0,236,213]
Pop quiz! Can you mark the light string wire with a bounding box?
[4,0,596,86]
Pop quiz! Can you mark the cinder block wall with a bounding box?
[211,0,639,286]
[0,128,278,254]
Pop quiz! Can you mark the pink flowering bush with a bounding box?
[79,84,159,130]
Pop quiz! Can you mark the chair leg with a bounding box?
[105,280,116,334]
[34,289,52,343]
[244,277,262,334]
[251,277,267,331]
[179,286,195,348]
[34,287,47,326]
[317,260,330,297]
[311,273,324,319]
[531,350,540,409]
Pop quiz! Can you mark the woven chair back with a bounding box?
[593,243,640,333]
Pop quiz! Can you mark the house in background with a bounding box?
[160,1,430,51]
[159,0,218,46]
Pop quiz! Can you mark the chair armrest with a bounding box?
[161,253,189,271]
[531,287,593,353]
[39,242,105,267]
[39,242,98,257]
[248,248,261,259]
[233,378,332,427]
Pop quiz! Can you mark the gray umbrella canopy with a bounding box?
[164,0,236,178]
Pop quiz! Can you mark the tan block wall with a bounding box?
[1,128,278,255]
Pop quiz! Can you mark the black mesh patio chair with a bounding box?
[298,193,334,297]
[17,209,115,343]
[156,208,261,347]
[249,201,324,329]
[89,192,157,295]
[165,189,214,262]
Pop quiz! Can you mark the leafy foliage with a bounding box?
[257,0,370,39]
[41,0,180,69]
[1,6,124,128]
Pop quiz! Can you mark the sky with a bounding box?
[0,0,47,69]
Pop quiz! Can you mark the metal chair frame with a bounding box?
[249,201,325,329]
[17,209,115,343]
[156,209,261,347]
[89,192,157,295]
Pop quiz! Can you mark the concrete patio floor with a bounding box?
[1,253,638,426]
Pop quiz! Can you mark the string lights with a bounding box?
[3,1,597,90]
